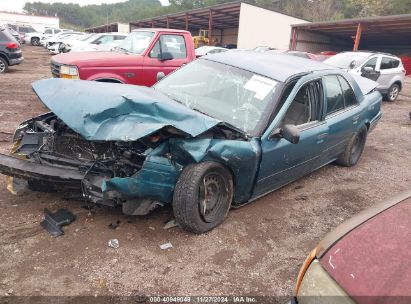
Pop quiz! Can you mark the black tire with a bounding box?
[172,161,233,234]
[31,37,40,46]
[0,57,8,73]
[335,126,367,167]
[385,83,400,102]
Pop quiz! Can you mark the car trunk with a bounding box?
[320,197,411,302]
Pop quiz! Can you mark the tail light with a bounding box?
[6,42,18,50]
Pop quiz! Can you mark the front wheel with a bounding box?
[173,161,233,234]
[385,83,400,102]
[335,126,367,167]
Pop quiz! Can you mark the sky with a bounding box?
[0,0,170,13]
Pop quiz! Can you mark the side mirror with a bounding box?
[269,124,300,144]
[156,72,165,82]
[362,66,373,73]
[159,51,173,61]
[349,60,357,69]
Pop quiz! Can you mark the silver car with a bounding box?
[325,51,406,102]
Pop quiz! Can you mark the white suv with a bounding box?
[325,51,406,102]
[25,28,72,46]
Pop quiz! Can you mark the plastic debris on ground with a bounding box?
[160,242,173,250]
[40,208,76,237]
[108,239,120,249]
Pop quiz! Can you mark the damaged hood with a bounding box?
[32,78,221,141]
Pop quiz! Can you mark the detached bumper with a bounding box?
[0,153,83,183]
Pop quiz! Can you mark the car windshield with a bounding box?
[154,59,280,134]
[325,52,370,69]
[116,31,154,54]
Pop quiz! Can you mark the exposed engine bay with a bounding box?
[8,112,248,214]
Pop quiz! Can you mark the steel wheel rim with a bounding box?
[390,86,399,100]
[0,60,5,72]
[199,172,229,223]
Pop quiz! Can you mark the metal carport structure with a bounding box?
[129,1,307,49]
[290,14,411,56]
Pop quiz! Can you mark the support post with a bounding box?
[185,13,189,31]
[208,9,213,46]
[353,23,363,51]
[166,16,170,29]
[151,20,154,28]
[291,27,297,50]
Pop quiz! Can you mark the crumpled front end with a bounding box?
[0,78,262,215]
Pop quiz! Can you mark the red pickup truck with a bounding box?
[50,29,196,86]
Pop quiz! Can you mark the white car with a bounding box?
[47,33,87,54]
[195,46,228,57]
[324,51,406,102]
[25,28,72,46]
[67,33,127,52]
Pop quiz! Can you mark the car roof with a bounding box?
[339,51,399,58]
[203,50,333,82]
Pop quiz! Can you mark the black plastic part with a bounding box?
[40,208,76,237]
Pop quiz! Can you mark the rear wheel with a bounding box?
[173,161,233,234]
[0,57,8,73]
[335,126,367,167]
[31,37,40,46]
[385,83,400,102]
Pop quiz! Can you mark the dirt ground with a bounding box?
[0,46,410,300]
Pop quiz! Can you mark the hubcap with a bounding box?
[390,86,399,100]
[199,173,228,223]
[0,60,5,73]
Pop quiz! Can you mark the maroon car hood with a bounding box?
[52,51,143,67]
[320,197,411,303]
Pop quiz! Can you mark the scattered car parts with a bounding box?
[40,208,76,237]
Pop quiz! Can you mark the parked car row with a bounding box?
[0,25,24,73]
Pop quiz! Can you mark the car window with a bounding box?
[44,29,52,34]
[149,40,161,58]
[380,57,400,70]
[324,75,344,115]
[114,35,126,40]
[150,34,187,59]
[363,57,378,70]
[94,35,114,44]
[338,76,357,107]
[281,80,322,126]
[55,29,61,34]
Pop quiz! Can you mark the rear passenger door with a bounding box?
[323,75,361,160]
[378,56,401,90]
[143,34,190,86]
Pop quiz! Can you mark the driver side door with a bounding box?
[360,56,381,81]
[252,79,329,197]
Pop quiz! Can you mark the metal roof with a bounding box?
[130,1,243,30]
[292,14,411,40]
[85,22,123,33]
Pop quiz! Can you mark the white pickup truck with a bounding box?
[25,28,72,46]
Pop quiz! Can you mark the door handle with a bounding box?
[352,114,360,124]
[317,133,328,140]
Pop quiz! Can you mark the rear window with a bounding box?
[0,29,15,42]
[380,57,400,69]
